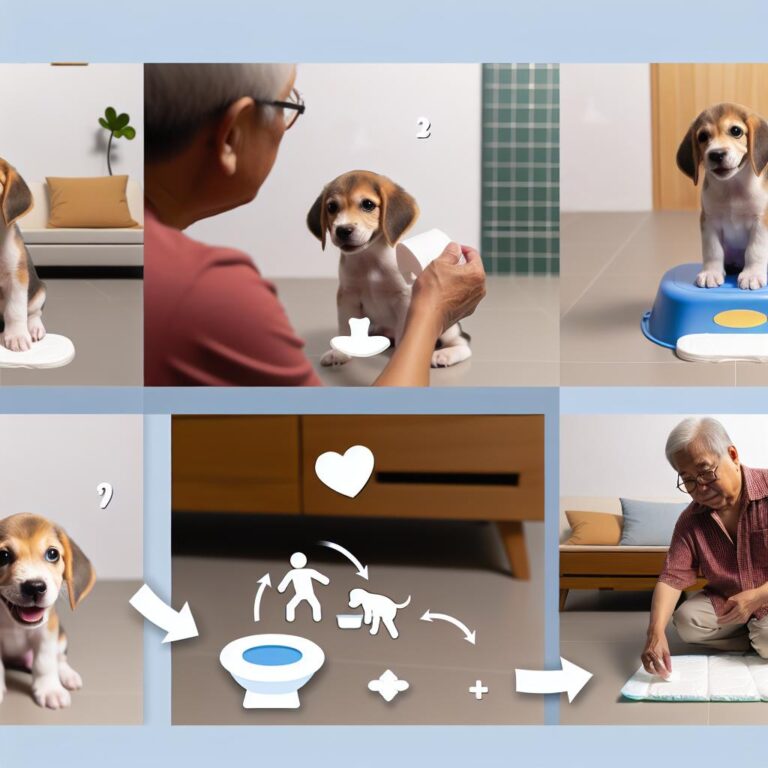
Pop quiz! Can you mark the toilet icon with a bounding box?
[219,633,325,709]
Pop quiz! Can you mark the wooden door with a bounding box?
[652,64,768,210]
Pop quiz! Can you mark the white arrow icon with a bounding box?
[129,584,198,643]
[253,573,271,622]
[420,610,476,645]
[515,657,593,703]
[318,540,369,580]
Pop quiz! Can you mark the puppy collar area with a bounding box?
[642,263,768,361]
[0,333,75,369]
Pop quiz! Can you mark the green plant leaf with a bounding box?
[105,106,117,126]
[121,126,136,140]
[115,112,130,130]
[98,117,110,129]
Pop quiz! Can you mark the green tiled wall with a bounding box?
[481,64,559,275]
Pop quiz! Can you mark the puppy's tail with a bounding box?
[395,595,411,609]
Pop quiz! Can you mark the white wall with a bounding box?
[0,64,143,182]
[188,64,482,279]
[560,64,652,212]
[561,414,768,498]
[0,416,142,580]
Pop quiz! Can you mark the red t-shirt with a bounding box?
[144,208,321,386]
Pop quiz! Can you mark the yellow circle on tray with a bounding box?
[713,309,768,329]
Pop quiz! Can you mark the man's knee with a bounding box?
[673,599,714,643]
[749,621,768,658]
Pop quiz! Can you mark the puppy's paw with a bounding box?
[59,663,83,691]
[28,317,46,342]
[320,349,351,367]
[33,679,72,709]
[2,326,33,352]
[738,267,768,290]
[695,269,725,288]
[431,346,472,368]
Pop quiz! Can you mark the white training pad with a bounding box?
[676,333,768,362]
[0,334,75,369]
[621,654,768,702]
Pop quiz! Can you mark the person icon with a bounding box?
[277,552,330,622]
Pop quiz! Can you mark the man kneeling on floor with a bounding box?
[642,416,768,678]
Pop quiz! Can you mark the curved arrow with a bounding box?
[318,540,369,579]
[515,657,593,703]
[420,610,476,645]
[129,584,198,644]
[253,573,271,622]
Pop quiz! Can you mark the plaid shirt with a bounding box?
[659,465,768,620]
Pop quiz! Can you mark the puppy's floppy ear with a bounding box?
[676,124,701,185]
[306,188,328,250]
[56,527,96,610]
[747,114,768,177]
[380,182,419,246]
[0,160,33,226]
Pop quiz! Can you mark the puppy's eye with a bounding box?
[697,130,710,143]
[729,126,744,138]
[0,549,11,567]
[360,199,376,212]
[44,548,59,563]
[326,200,339,214]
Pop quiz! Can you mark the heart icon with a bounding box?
[314,445,374,498]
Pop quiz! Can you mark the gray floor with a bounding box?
[0,580,143,724]
[0,278,143,386]
[172,518,544,725]
[274,275,559,386]
[560,590,768,725]
[561,211,768,386]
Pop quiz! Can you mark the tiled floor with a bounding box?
[171,515,544,725]
[274,275,559,386]
[0,580,143,724]
[561,211,768,386]
[0,278,143,386]
[560,590,768,725]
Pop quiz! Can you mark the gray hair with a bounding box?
[664,417,734,468]
[144,64,294,162]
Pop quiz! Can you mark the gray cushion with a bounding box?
[619,498,688,546]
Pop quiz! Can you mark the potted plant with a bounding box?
[98,107,136,176]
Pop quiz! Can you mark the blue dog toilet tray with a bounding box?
[642,263,768,362]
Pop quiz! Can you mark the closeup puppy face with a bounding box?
[348,588,365,608]
[0,514,95,629]
[677,103,768,185]
[0,156,34,227]
[307,171,418,252]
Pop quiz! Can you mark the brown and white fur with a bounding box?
[0,513,95,709]
[677,103,768,290]
[0,158,46,351]
[307,170,471,368]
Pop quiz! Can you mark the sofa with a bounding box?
[559,496,706,610]
[17,179,143,267]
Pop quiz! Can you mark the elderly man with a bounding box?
[642,416,768,678]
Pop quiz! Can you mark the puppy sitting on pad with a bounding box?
[307,170,471,368]
[677,103,768,290]
[0,513,95,709]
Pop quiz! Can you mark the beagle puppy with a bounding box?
[0,513,95,709]
[677,103,768,290]
[307,170,471,368]
[0,157,47,351]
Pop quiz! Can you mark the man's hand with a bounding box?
[641,632,672,679]
[718,586,768,625]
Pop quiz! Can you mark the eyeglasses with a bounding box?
[257,88,305,129]
[676,464,719,494]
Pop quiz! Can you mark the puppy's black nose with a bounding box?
[21,580,47,597]
[708,150,726,164]
[335,225,354,241]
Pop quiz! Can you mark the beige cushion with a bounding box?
[46,175,139,228]
[564,510,623,545]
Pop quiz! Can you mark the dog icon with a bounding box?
[348,588,411,639]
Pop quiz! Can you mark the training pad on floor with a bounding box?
[0,334,75,369]
[621,654,768,702]
[676,333,768,362]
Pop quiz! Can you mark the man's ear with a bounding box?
[306,189,328,249]
[56,528,96,610]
